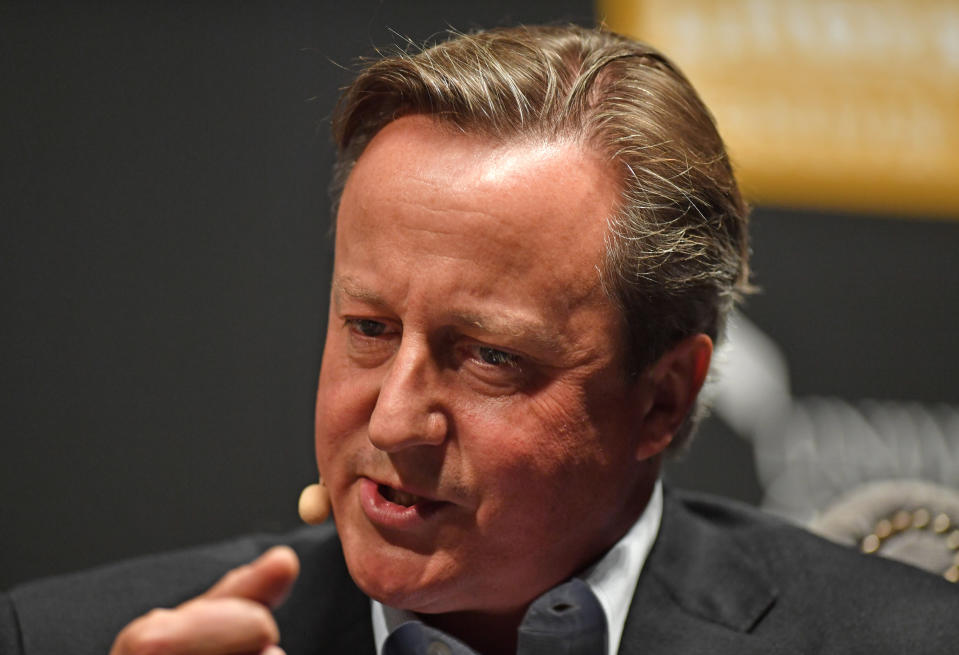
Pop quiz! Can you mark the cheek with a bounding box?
[522,382,609,465]
[314,350,378,463]
[469,378,638,537]
[459,390,604,515]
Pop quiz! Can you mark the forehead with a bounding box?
[337,116,620,290]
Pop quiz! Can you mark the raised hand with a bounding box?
[110,545,300,655]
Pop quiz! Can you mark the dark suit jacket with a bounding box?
[3,489,957,654]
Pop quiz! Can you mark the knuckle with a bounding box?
[249,605,280,644]
[115,609,177,655]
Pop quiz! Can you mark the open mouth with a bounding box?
[378,484,430,507]
[359,478,449,527]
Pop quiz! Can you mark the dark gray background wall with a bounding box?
[3,1,958,591]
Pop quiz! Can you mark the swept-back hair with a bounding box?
[330,25,752,452]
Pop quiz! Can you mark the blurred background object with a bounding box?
[695,311,959,580]
[598,0,959,218]
[809,480,959,582]
[2,0,957,590]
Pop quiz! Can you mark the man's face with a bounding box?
[315,115,655,616]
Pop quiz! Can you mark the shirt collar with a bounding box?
[371,479,664,655]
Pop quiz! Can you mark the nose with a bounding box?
[368,338,449,452]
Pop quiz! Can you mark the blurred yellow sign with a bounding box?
[598,0,959,218]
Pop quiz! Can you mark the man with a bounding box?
[3,24,957,655]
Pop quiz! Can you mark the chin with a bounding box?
[353,569,452,614]
[346,547,523,616]
[340,531,442,611]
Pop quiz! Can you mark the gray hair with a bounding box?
[330,25,752,452]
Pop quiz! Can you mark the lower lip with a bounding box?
[359,478,447,530]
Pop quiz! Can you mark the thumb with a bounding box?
[202,545,300,607]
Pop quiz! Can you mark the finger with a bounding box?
[203,545,300,607]
[111,598,278,655]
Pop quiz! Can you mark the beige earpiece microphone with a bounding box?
[298,479,331,525]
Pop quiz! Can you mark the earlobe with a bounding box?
[633,334,713,460]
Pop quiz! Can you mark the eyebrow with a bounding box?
[333,276,388,311]
[453,310,539,340]
[332,275,567,356]
[458,311,569,359]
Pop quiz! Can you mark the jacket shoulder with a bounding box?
[672,488,957,593]
[3,524,343,655]
[647,489,959,652]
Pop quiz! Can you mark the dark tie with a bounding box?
[382,578,607,655]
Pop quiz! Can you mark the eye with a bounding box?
[347,318,388,337]
[343,317,398,365]
[460,342,529,393]
[475,346,521,368]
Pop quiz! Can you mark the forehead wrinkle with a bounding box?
[387,199,526,248]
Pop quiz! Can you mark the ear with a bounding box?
[632,333,713,461]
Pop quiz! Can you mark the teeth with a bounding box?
[382,486,424,507]
[392,491,421,507]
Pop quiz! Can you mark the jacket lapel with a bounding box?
[618,489,779,655]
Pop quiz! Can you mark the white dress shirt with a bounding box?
[371,480,664,655]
